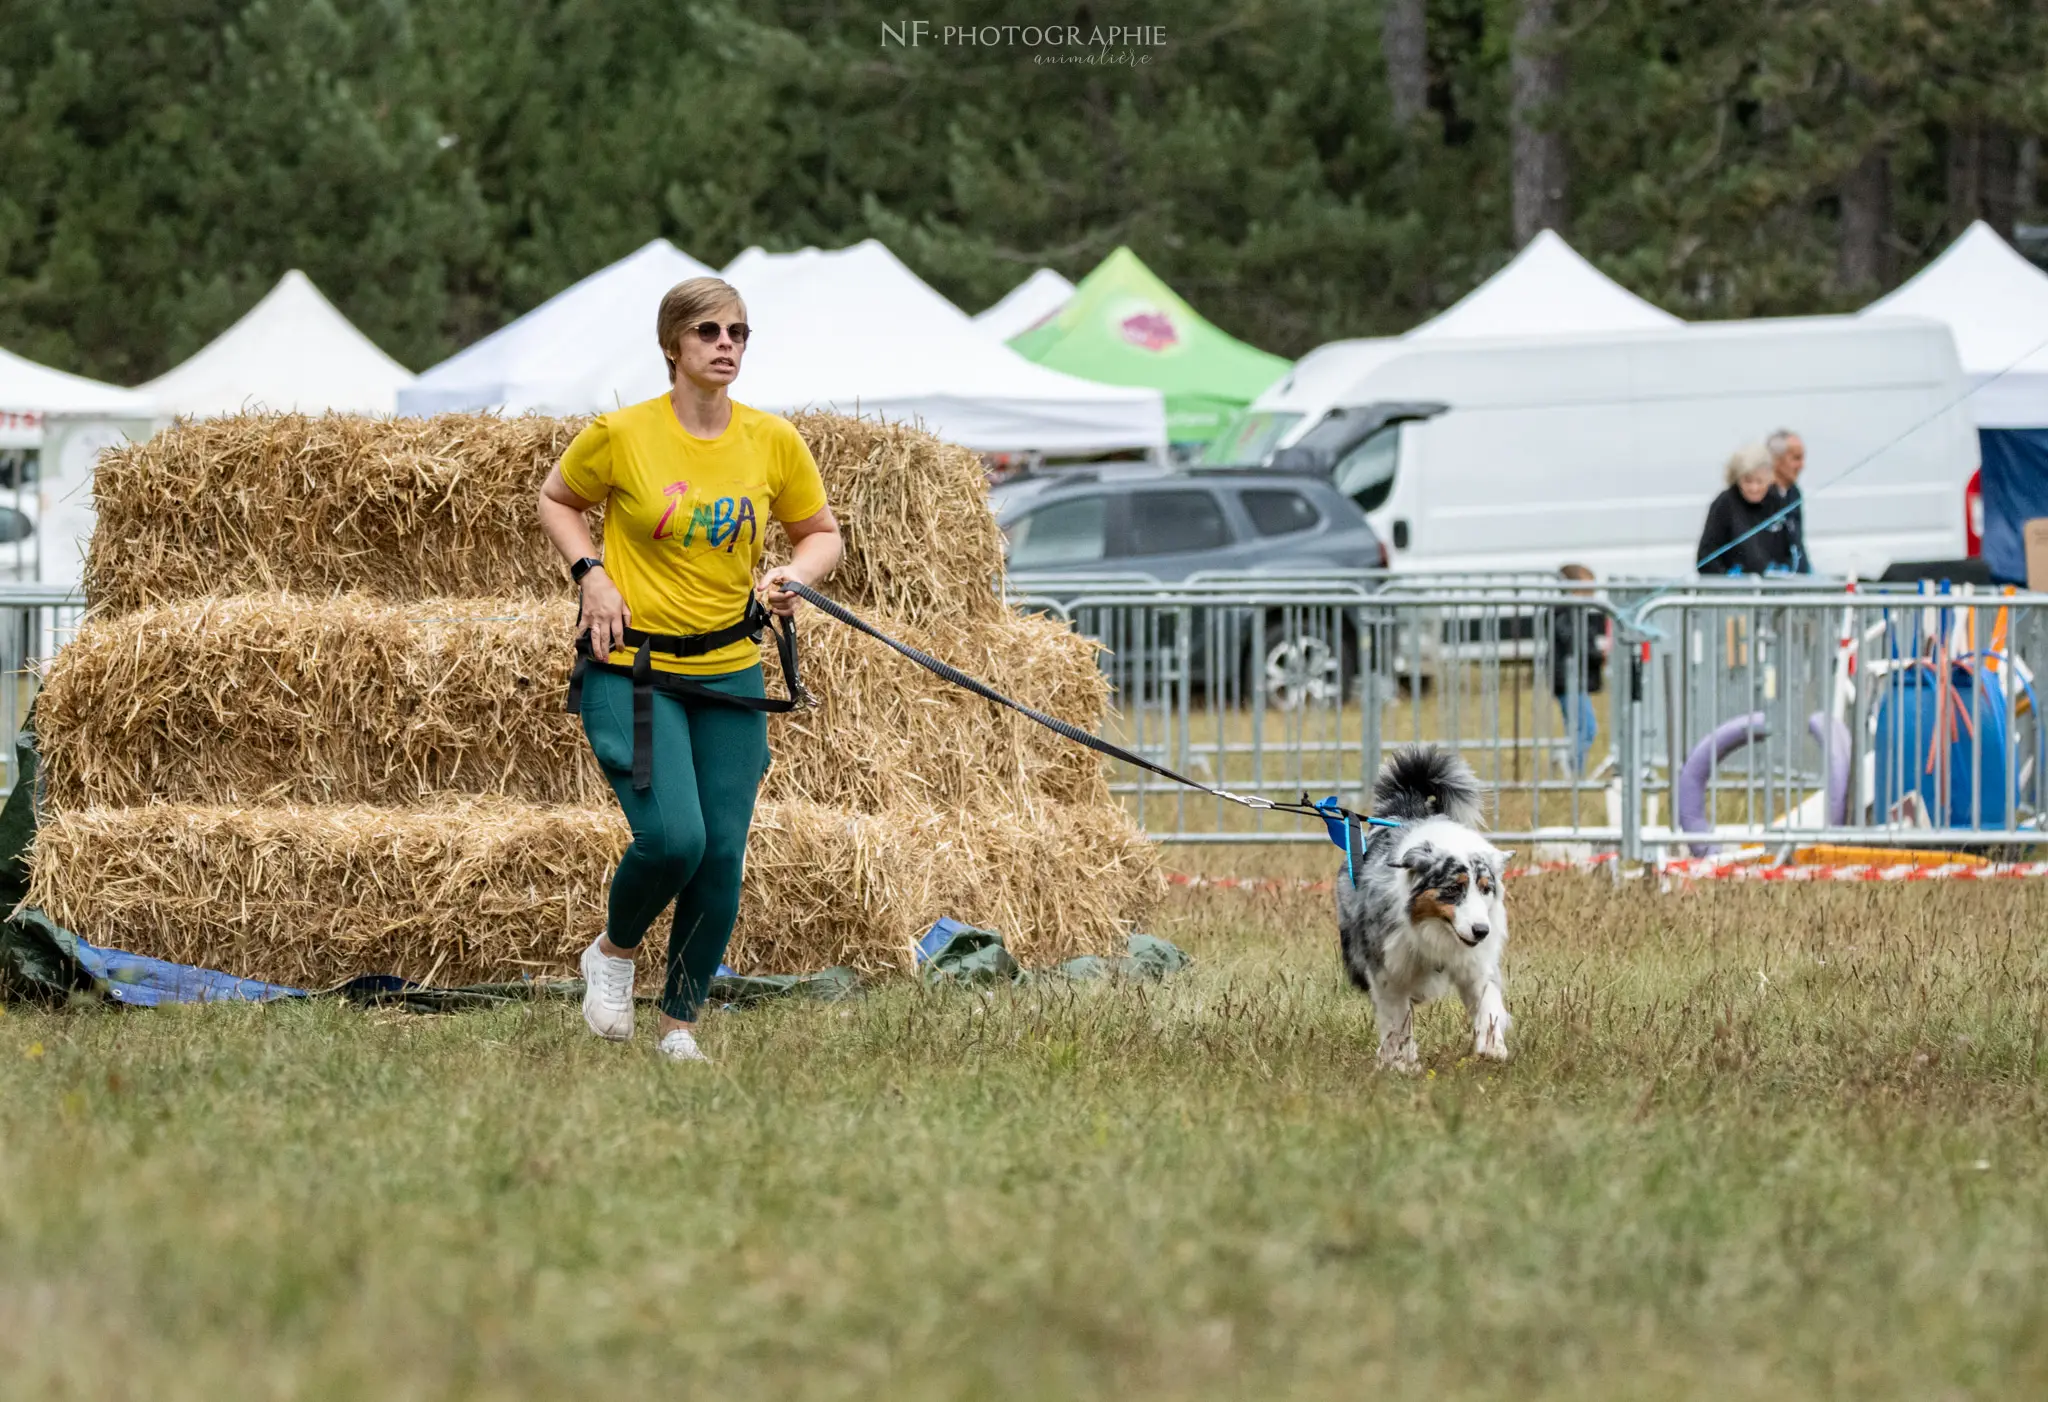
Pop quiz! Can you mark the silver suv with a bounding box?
[993,469,1386,703]
[992,469,1386,578]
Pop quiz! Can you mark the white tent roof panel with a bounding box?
[144,270,414,417]
[1409,230,1681,341]
[1860,221,2048,429]
[711,240,1165,452]
[398,239,715,415]
[0,345,155,446]
[973,268,1074,342]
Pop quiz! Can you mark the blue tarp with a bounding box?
[70,937,303,1007]
[1978,428,2048,583]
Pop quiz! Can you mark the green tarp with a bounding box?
[1006,247,1290,446]
[920,924,1191,987]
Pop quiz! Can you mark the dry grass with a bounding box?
[36,593,1107,813]
[25,797,1163,988]
[4,875,2045,1399]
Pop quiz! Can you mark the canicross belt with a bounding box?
[563,595,808,791]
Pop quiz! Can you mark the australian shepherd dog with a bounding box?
[1338,745,1512,1071]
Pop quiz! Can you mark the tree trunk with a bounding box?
[1381,0,1429,128]
[1837,145,1891,293]
[1947,121,1982,237]
[1982,127,2018,237]
[1948,122,2020,238]
[1510,0,1568,242]
[2017,136,2041,223]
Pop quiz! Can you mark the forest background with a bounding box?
[2,0,2043,383]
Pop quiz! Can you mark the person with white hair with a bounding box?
[1765,427,1810,572]
[1696,442,1799,575]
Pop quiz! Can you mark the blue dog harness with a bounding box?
[1313,795,1397,888]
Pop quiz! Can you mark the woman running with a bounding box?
[537,275,843,1062]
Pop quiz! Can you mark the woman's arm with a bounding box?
[757,505,845,617]
[538,466,631,656]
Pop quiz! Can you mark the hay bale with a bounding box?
[86,414,586,615]
[36,594,603,810]
[26,799,1162,988]
[770,598,1106,812]
[86,411,1006,623]
[36,594,1106,812]
[770,412,1005,623]
[59,411,1151,992]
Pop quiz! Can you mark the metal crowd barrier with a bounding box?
[0,583,87,794]
[1008,577,1633,845]
[1630,588,2048,858]
[9,571,2042,861]
[1008,572,2048,856]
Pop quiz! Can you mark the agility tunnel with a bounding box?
[29,412,1162,987]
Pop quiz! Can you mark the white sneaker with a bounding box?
[579,938,635,1041]
[656,1028,710,1063]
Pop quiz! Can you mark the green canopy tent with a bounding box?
[1007,247,1290,448]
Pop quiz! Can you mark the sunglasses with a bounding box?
[689,320,751,345]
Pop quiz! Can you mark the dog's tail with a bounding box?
[1372,744,1482,825]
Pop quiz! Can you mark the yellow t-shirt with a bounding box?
[558,396,829,675]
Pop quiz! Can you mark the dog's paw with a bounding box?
[1378,1047,1423,1075]
[1473,1038,1509,1062]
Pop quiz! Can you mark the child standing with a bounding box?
[1551,564,1606,774]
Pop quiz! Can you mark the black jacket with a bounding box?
[1696,485,1799,575]
[1549,604,1606,699]
[1779,483,1810,573]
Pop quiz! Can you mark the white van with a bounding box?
[1203,337,1404,466]
[1209,317,1977,578]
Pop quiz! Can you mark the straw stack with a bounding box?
[33,410,1160,987]
[84,410,1007,625]
[33,596,1107,812]
[30,799,1156,986]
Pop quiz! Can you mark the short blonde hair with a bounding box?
[1724,442,1773,488]
[656,277,746,380]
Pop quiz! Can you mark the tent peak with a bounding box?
[1410,231,1679,339]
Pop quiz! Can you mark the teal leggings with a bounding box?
[578,664,769,1021]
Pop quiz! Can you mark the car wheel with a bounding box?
[1258,613,1358,711]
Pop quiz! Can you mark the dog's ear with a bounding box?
[1492,850,1516,871]
[1395,841,1436,872]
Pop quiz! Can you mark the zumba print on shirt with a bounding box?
[651,479,760,552]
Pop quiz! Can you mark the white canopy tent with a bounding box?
[397,239,715,415]
[0,345,155,449]
[1408,229,1681,340]
[1860,221,2048,429]
[724,240,971,318]
[714,240,1165,453]
[973,268,1074,342]
[1224,233,1680,461]
[143,271,414,417]
[0,347,156,587]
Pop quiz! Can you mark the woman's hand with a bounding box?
[581,568,631,655]
[756,565,807,618]
[761,506,844,617]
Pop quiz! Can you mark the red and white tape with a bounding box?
[1657,857,2048,883]
[1167,852,1619,895]
[1168,851,2048,893]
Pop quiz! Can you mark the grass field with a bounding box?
[4,868,2048,1399]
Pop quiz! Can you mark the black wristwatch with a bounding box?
[570,556,603,585]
